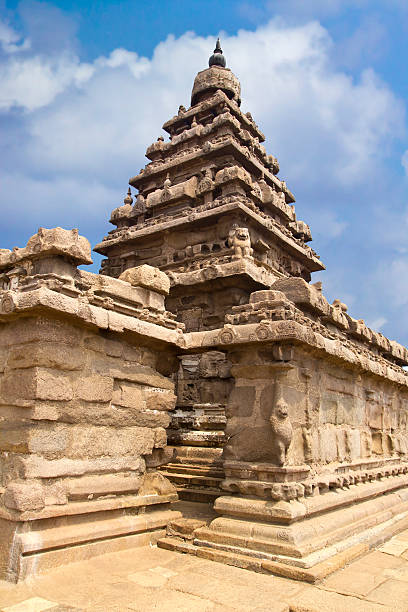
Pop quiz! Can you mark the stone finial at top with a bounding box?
[209,38,226,68]
[124,187,133,206]
[191,37,241,106]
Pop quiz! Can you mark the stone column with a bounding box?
[193,343,313,569]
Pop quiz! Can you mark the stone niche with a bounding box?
[161,350,233,502]
[0,228,182,582]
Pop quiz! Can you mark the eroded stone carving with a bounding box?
[228,226,253,259]
[270,397,293,466]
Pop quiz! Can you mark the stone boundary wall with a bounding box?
[0,228,183,581]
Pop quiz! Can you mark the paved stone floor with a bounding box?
[2,528,408,611]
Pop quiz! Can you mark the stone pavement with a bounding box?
[2,528,408,612]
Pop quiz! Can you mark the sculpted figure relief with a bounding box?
[270,398,293,466]
[223,380,293,465]
[228,226,253,259]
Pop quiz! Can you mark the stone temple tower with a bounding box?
[94,40,327,501]
[94,39,324,332]
[2,41,408,583]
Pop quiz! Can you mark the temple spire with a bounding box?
[209,37,226,68]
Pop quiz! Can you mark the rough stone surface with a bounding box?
[1,529,408,610]
[119,264,170,295]
[0,229,181,582]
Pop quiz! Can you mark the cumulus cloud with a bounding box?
[2,18,402,186]
[0,52,94,111]
[0,5,407,342]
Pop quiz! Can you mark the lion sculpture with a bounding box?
[228,226,253,258]
[270,398,293,466]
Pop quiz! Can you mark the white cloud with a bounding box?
[2,20,401,185]
[366,317,387,332]
[0,52,94,111]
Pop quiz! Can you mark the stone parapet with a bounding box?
[0,227,92,271]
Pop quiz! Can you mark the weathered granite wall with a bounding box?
[0,228,182,582]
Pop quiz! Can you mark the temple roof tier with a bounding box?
[129,137,295,203]
[154,107,268,169]
[162,90,264,144]
[94,200,324,273]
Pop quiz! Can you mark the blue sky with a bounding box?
[1,1,408,344]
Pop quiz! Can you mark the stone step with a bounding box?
[177,487,224,503]
[163,464,224,478]
[157,536,316,581]
[160,470,223,488]
[156,536,363,584]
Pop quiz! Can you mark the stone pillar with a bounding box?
[192,344,314,570]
